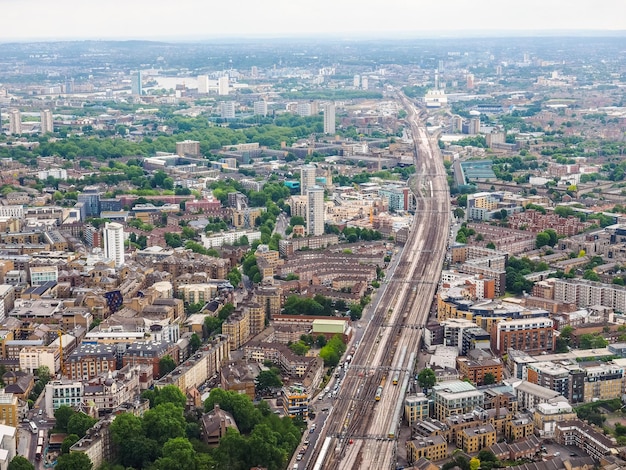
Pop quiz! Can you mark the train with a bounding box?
[375,376,386,401]
[392,346,408,385]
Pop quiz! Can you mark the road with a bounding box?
[305,94,450,470]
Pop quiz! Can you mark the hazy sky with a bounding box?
[1,0,625,41]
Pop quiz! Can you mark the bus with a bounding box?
[28,421,37,434]
[35,445,42,461]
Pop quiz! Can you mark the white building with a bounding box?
[202,230,261,249]
[324,103,335,134]
[29,266,59,286]
[218,76,229,96]
[104,222,125,268]
[40,109,53,134]
[197,75,209,94]
[0,206,23,219]
[0,424,16,470]
[323,103,336,134]
[307,186,325,236]
[253,101,267,117]
[44,380,84,415]
[131,71,142,96]
[220,101,235,119]
[0,285,14,322]
[300,164,317,196]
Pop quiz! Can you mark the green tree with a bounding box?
[143,403,187,445]
[417,368,436,390]
[67,412,97,438]
[535,231,551,248]
[190,333,202,353]
[153,385,187,409]
[61,434,80,454]
[153,437,197,470]
[159,355,177,377]
[8,456,34,470]
[289,341,309,356]
[469,457,481,470]
[486,241,496,249]
[483,373,495,385]
[204,388,261,434]
[204,316,222,336]
[56,452,93,470]
[256,370,283,395]
[110,413,158,468]
[55,405,75,433]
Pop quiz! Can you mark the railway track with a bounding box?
[310,93,450,470]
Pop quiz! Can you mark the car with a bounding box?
[296,454,303,461]
[321,407,329,412]
[570,453,577,457]
[38,410,43,416]
[309,428,315,433]
[318,394,324,400]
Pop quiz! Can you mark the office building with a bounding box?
[218,76,229,96]
[77,186,101,217]
[0,424,16,468]
[104,222,125,268]
[253,101,267,117]
[323,103,335,134]
[307,186,324,236]
[131,71,142,96]
[282,384,308,419]
[220,101,235,119]
[404,393,429,426]
[197,75,209,94]
[40,109,53,134]
[491,317,555,355]
[300,164,317,196]
[8,110,21,135]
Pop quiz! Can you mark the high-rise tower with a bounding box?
[323,103,336,135]
[307,186,324,236]
[104,222,125,268]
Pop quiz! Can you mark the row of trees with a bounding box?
[319,335,347,367]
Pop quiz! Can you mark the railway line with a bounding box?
[307,93,450,470]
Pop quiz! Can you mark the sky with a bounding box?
[1,0,625,41]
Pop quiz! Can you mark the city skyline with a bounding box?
[1,0,625,41]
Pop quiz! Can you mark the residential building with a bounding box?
[323,103,335,134]
[8,110,21,135]
[66,343,117,381]
[533,401,577,438]
[78,186,101,218]
[218,76,229,96]
[0,424,16,470]
[253,101,267,116]
[405,393,429,426]
[406,435,447,463]
[70,418,114,469]
[222,310,250,351]
[491,317,555,355]
[456,423,496,454]
[40,109,53,134]
[29,266,58,286]
[282,383,308,419]
[220,101,235,119]
[554,419,615,461]
[44,380,84,415]
[175,140,200,157]
[104,222,125,268]
[581,362,623,403]
[201,404,238,447]
[510,380,565,411]
[457,353,503,386]
[432,380,484,421]
[307,186,324,236]
[131,71,142,96]
[0,286,15,323]
[0,392,19,427]
[300,165,317,196]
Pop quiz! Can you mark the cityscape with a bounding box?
[0,12,625,470]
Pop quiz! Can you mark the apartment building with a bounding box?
[533,401,577,438]
[432,380,484,421]
[491,317,555,355]
[406,435,447,463]
[555,419,615,461]
[456,423,497,454]
[66,343,117,381]
[282,384,308,419]
[404,393,430,426]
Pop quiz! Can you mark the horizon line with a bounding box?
[1,29,626,44]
